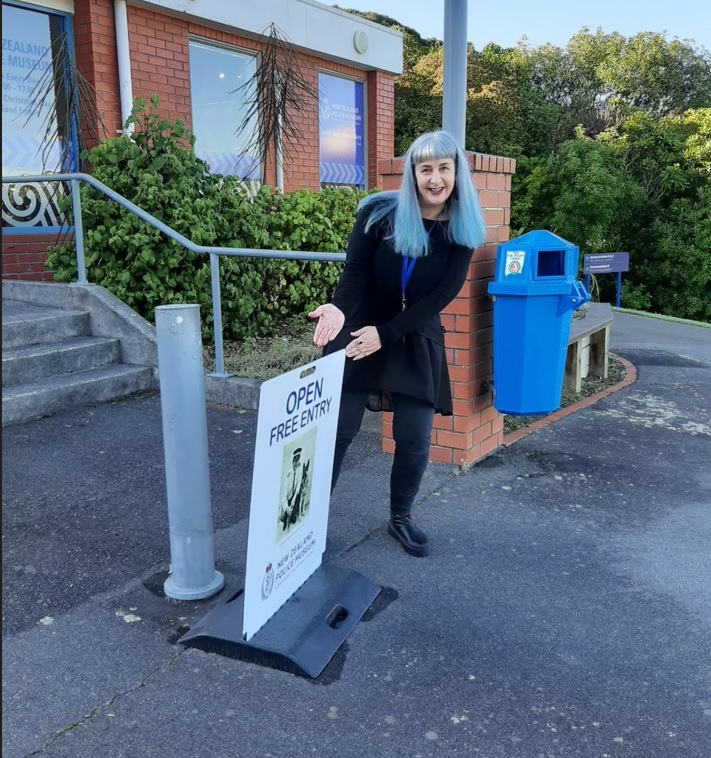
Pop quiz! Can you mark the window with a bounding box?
[318,73,365,191]
[2,2,75,232]
[189,40,260,185]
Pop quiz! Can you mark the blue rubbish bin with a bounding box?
[487,230,590,416]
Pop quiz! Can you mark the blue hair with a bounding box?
[358,130,486,258]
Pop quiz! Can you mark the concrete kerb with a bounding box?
[204,373,262,411]
[613,306,711,329]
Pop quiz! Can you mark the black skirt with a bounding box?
[324,315,453,415]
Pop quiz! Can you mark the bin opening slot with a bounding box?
[536,250,565,277]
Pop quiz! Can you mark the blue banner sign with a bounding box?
[584,252,630,274]
[318,74,365,188]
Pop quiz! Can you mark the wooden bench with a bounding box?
[564,302,614,393]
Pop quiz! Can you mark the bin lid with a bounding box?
[493,230,580,285]
[498,229,575,251]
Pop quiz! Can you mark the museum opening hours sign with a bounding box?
[2,4,65,174]
[2,4,71,230]
[242,350,345,640]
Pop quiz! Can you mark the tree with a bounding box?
[393,46,443,154]
[600,32,711,118]
[233,23,319,188]
[511,130,645,253]
[21,32,110,172]
[643,186,711,320]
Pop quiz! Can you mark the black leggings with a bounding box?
[331,390,435,514]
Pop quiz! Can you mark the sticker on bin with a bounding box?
[505,250,526,275]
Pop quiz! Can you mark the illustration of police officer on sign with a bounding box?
[277,430,316,541]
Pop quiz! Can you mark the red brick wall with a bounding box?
[367,71,395,187]
[3,4,397,278]
[73,0,122,146]
[75,2,394,192]
[378,153,516,465]
[1,234,71,281]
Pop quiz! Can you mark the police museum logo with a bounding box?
[261,563,275,600]
[319,95,331,121]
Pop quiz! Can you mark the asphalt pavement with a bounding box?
[3,310,710,758]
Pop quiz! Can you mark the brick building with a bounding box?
[2,0,401,278]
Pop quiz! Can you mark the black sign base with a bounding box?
[179,563,380,679]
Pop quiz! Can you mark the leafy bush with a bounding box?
[511,113,710,322]
[511,131,645,253]
[222,184,365,338]
[642,186,711,321]
[46,97,364,339]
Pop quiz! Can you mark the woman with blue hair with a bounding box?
[309,129,486,557]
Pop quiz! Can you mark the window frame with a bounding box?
[317,70,368,192]
[2,0,78,236]
[187,36,262,184]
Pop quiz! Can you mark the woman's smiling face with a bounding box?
[414,157,455,217]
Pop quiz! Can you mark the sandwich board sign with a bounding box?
[179,347,380,677]
[242,350,345,640]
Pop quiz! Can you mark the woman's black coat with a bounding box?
[324,203,473,415]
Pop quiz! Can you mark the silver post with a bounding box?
[71,178,88,284]
[155,304,224,600]
[209,253,229,377]
[442,0,469,147]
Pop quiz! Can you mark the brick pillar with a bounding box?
[377,152,516,465]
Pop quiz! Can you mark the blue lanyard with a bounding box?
[401,214,441,311]
[401,256,417,308]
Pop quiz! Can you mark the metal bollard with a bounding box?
[155,305,224,600]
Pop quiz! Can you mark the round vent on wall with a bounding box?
[353,30,369,54]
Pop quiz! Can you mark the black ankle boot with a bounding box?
[388,513,431,557]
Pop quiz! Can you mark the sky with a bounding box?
[332,0,711,51]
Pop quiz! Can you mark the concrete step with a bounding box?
[2,364,154,426]
[2,301,90,349]
[2,336,122,387]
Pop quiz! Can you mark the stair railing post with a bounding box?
[71,178,88,285]
[209,252,229,377]
[155,304,224,600]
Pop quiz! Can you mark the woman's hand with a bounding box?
[346,326,381,361]
[308,303,345,347]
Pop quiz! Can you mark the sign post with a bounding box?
[583,253,629,307]
[180,351,381,678]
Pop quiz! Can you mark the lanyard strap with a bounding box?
[401,256,417,305]
[401,213,442,310]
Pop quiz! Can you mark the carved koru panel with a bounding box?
[2,180,69,229]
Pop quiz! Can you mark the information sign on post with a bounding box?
[242,350,346,640]
[583,252,630,307]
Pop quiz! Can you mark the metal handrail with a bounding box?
[2,172,346,376]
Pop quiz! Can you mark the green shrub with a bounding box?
[642,186,711,321]
[46,97,365,340]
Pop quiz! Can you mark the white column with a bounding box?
[114,0,134,134]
